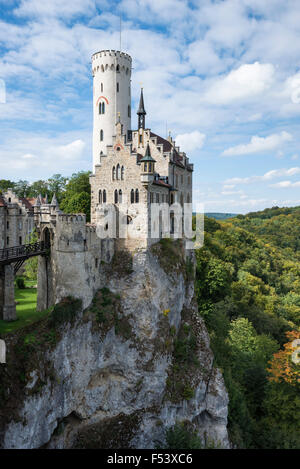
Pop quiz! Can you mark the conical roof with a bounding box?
[140,143,156,162]
[137,88,146,115]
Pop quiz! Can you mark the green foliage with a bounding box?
[163,422,203,449]
[195,211,300,448]
[50,297,82,326]
[15,277,25,289]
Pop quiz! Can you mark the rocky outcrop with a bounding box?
[0,245,229,449]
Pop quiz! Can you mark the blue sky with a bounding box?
[0,0,300,213]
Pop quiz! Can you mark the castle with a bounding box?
[0,49,194,319]
[90,50,193,250]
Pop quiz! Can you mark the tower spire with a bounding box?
[137,88,146,130]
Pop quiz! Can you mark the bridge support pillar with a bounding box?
[0,265,17,321]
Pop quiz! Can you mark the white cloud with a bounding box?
[222,131,292,156]
[175,131,206,153]
[0,132,89,180]
[270,180,300,188]
[14,0,97,19]
[205,62,275,105]
[225,167,300,184]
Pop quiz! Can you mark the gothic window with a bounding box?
[114,189,118,204]
[100,129,103,141]
[116,164,120,180]
[101,83,103,92]
[121,166,124,180]
[131,189,135,204]
[144,162,147,172]
[116,64,120,72]
[126,215,132,225]
[135,189,139,203]
[112,166,116,180]
[99,190,102,204]
[170,193,174,204]
[103,190,107,203]
[117,82,119,92]
[119,189,122,204]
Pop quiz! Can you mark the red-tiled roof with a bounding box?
[150,132,185,168]
[153,180,172,189]
[21,197,34,210]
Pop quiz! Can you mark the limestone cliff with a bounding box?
[0,243,229,449]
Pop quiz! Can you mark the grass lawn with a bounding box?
[0,279,49,335]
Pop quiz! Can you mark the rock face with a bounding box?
[0,247,229,449]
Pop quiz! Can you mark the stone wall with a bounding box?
[36,210,115,311]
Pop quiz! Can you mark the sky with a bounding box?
[0,0,300,214]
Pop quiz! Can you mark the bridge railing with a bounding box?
[0,241,49,262]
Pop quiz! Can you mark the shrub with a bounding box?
[50,297,82,326]
[164,422,202,449]
[16,277,25,289]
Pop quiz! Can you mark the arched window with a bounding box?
[99,190,102,204]
[117,82,119,92]
[100,129,103,141]
[135,189,139,203]
[112,166,116,180]
[121,166,124,180]
[119,189,122,204]
[170,193,174,204]
[103,190,107,203]
[131,189,135,204]
[116,164,120,180]
[101,83,103,92]
[126,215,132,225]
[114,189,118,204]
[99,102,105,114]
[116,64,120,72]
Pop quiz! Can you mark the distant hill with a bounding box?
[204,212,239,220]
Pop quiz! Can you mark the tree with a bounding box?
[0,179,15,193]
[60,171,91,221]
[267,331,300,385]
[47,174,67,201]
[60,192,90,221]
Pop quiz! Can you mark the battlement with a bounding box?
[57,214,86,224]
[92,50,132,77]
[92,50,132,62]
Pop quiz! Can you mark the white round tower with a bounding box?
[92,50,132,170]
